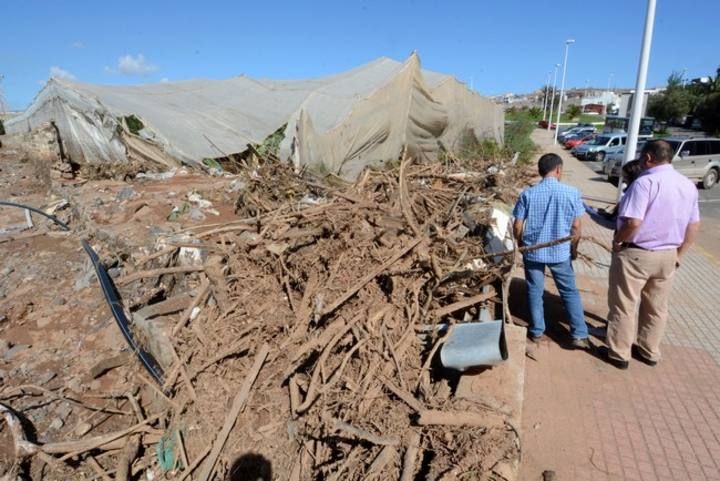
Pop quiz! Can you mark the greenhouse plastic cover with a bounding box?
[6,54,503,179]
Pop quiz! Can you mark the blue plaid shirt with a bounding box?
[512,177,584,263]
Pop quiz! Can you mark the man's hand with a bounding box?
[570,217,581,260]
[677,221,700,260]
[513,218,524,248]
[613,217,642,253]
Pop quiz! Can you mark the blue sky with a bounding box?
[2,0,719,110]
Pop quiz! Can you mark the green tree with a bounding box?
[528,106,542,119]
[565,104,582,119]
[647,71,696,123]
[696,93,720,135]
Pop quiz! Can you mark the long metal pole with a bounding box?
[547,64,559,132]
[542,72,551,121]
[617,0,657,201]
[554,40,574,144]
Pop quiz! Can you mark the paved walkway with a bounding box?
[518,131,720,481]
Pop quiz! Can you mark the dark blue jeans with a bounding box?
[524,258,588,339]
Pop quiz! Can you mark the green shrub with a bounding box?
[565,104,582,120]
[123,115,144,135]
[504,113,537,164]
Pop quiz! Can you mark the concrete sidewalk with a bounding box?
[518,130,720,481]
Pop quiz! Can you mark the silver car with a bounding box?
[603,141,647,184]
[604,137,720,189]
[572,133,627,162]
[665,137,720,189]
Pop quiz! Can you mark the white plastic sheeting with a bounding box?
[7,54,503,179]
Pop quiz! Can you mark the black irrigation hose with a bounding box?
[81,240,165,385]
[1,200,165,386]
[0,200,70,231]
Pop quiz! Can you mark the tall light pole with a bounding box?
[607,72,614,92]
[554,39,575,144]
[547,64,560,132]
[617,0,656,201]
[542,71,551,121]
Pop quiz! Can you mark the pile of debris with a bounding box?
[1,149,532,480]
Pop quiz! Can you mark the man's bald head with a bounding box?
[641,140,674,165]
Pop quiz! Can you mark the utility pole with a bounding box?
[547,64,560,132]
[542,71,551,121]
[617,0,656,201]
[554,39,575,144]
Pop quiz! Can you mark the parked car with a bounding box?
[572,133,627,161]
[603,137,720,189]
[538,120,558,129]
[565,133,595,149]
[559,126,596,144]
[664,136,720,189]
[602,141,647,184]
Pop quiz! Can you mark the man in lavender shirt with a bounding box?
[605,140,701,369]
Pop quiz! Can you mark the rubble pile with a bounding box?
[0,147,533,480]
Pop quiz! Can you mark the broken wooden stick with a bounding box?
[177,446,211,481]
[87,456,113,481]
[379,377,424,413]
[172,277,210,336]
[366,446,397,480]
[326,416,400,446]
[56,414,161,461]
[320,238,421,317]
[115,435,140,481]
[431,290,496,318]
[0,402,39,458]
[400,431,421,481]
[196,343,270,481]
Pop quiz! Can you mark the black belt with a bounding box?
[622,242,650,251]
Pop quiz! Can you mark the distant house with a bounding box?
[583,103,605,115]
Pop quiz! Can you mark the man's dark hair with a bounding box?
[641,140,674,163]
[538,153,563,177]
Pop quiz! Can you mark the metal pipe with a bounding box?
[547,64,560,132]
[542,72,551,121]
[554,39,575,144]
[617,0,657,201]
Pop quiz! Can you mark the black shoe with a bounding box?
[528,334,544,344]
[600,347,629,370]
[570,338,591,350]
[632,345,658,367]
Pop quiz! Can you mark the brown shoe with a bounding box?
[570,338,591,350]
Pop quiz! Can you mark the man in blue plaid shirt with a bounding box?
[512,153,589,348]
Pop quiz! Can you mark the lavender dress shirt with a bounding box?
[617,164,700,250]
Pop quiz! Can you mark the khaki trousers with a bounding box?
[607,247,678,362]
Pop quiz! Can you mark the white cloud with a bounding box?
[49,66,76,81]
[71,41,85,49]
[116,54,158,75]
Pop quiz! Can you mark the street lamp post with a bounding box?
[607,72,614,92]
[617,0,657,201]
[554,39,575,144]
[547,64,560,132]
[542,71,551,121]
